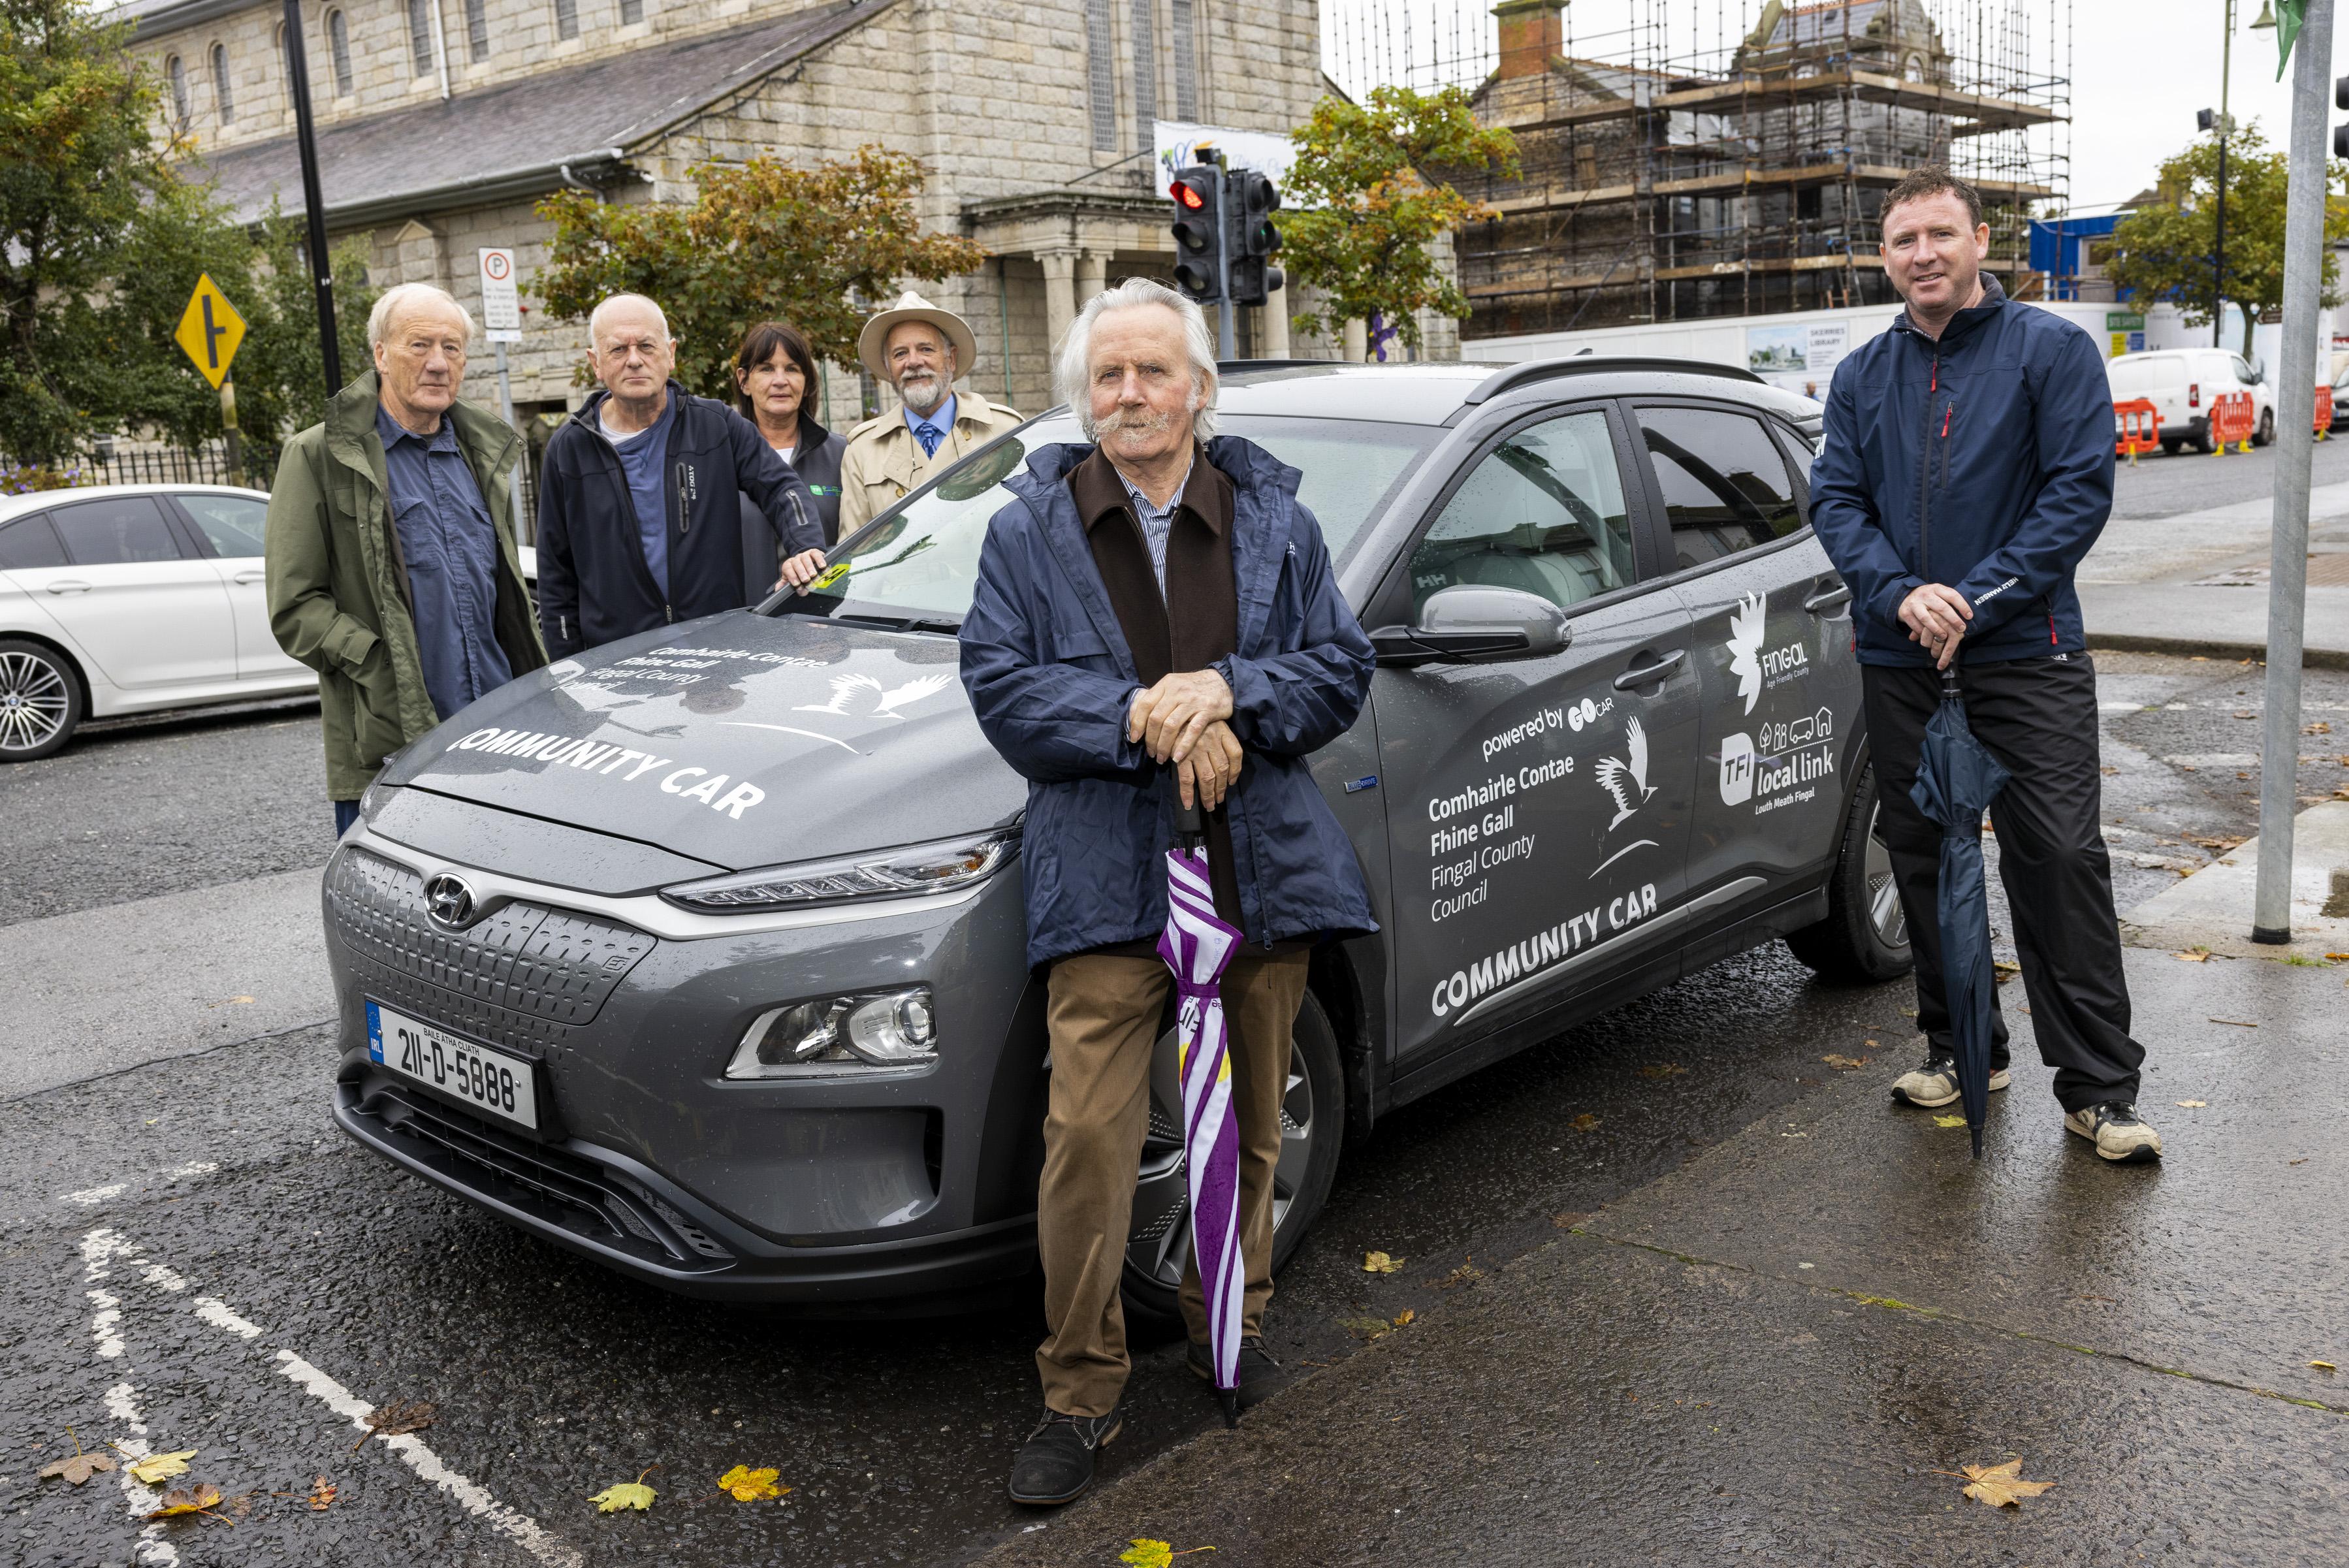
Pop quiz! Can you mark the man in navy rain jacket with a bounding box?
[1810,167,2159,1164]
[960,279,1375,1507]
[535,294,826,658]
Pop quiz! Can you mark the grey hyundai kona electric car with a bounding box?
[327,357,1909,1314]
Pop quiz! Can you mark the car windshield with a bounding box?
[776,413,1437,626]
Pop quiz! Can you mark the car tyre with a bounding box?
[1785,762,1912,984]
[1120,986,1345,1331]
[2254,408,2276,447]
[2160,438,2184,456]
[0,638,82,763]
[2191,426,2215,455]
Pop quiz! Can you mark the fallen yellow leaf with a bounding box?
[1392,1308,1415,1328]
[716,1465,785,1503]
[1362,1251,1404,1273]
[125,1449,197,1486]
[308,1475,337,1512]
[2176,1100,2207,1108]
[1568,1112,1600,1132]
[142,1482,229,1524]
[1941,1458,2053,1508]
[590,1479,656,1513]
[1821,1053,1868,1070]
[2311,1360,2339,1373]
[2174,950,2211,963]
[1933,1114,1968,1128]
[39,1450,115,1486]
[1120,1541,1217,1567]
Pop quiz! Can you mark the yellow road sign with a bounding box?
[174,274,247,389]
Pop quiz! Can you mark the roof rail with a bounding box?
[1462,355,1765,406]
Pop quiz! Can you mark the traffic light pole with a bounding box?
[2251,0,2333,944]
[1213,160,1237,360]
[280,0,342,390]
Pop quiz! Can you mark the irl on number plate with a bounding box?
[365,1000,540,1130]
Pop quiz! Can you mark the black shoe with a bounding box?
[1006,1406,1121,1507]
[1187,1335,1281,1410]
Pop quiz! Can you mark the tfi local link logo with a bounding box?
[1723,590,1809,716]
[1718,707,1836,807]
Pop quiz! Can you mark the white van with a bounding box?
[2105,348,2274,455]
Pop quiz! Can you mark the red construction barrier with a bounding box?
[2207,391,2256,454]
[2318,383,2333,440]
[2113,398,2162,461]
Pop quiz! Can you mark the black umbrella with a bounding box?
[1908,667,2011,1157]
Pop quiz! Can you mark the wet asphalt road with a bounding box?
[3,653,2345,1565]
[2105,420,2349,520]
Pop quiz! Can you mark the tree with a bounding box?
[2107,120,2349,358]
[1279,86,1518,355]
[0,0,376,470]
[534,148,986,398]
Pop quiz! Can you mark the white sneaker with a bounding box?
[2064,1102,2162,1163]
[1890,1052,2011,1108]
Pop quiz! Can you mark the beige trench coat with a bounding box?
[835,389,1023,536]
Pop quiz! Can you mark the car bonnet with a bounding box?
[379,612,1025,873]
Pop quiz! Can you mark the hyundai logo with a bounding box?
[424,873,478,930]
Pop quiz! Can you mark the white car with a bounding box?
[0,483,316,761]
[2105,347,2276,455]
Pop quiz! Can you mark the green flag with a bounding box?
[2276,0,2305,80]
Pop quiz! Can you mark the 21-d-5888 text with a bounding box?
[365,1000,539,1128]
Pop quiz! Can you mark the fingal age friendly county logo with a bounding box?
[1725,590,1767,714]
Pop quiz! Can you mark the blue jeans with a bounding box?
[334,799,361,836]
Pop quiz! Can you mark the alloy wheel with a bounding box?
[1863,797,1906,951]
[0,650,70,756]
[1126,1027,1315,1293]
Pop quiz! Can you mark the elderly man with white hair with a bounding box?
[534,293,826,658]
[266,281,547,834]
[959,278,1377,1507]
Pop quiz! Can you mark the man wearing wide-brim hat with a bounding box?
[837,291,1024,537]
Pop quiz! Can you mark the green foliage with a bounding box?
[1279,86,1518,352]
[2107,121,2349,357]
[534,148,986,398]
[0,0,376,469]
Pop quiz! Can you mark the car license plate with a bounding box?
[365,1000,539,1130]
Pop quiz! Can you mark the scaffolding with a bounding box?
[1324,0,2073,339]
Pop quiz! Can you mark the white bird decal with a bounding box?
[1726,590,1767,715]
[1594,714,1656,831]
[793,671,955,720]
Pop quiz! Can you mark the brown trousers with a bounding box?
[1035,948,1309,1417]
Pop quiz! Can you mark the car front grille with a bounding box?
[352,1082,735,1271]
[326,847,656,1048]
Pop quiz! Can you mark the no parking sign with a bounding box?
[478,248,521,342]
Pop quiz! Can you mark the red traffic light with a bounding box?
[1170,180,1205,210]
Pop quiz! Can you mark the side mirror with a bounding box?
[1370,584,1571,667]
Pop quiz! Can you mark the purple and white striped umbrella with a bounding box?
[1156,833,1245,1428]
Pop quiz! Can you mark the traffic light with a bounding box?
[1227,170,1285,307]
[1168,167,1222,303]
[2335,75,2349,161]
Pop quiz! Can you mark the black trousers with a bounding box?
[1862,654,2145,1112]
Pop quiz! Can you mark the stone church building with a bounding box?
[121,0,1386,433]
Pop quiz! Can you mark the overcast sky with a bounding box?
[2073,1,2347,212]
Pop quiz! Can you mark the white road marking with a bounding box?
[76,1224,583,1568]
[163,1160,219,1181]
[58,1160,223,1209]
[63,1182,127,1206]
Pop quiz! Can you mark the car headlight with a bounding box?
[724,987,938,1078]
[660,827,1019,913]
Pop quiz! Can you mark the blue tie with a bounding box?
[914,420,943,458]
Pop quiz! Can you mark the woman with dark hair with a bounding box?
[734,320,849,549]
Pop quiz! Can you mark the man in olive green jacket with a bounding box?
[266,284,545,831]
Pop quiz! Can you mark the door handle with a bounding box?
[232,569,266,584]
[43,580,92,595]
[1803,583,1853,615]
[1612,648,1687,690]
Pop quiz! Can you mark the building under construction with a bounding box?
[1424,0,2071,339]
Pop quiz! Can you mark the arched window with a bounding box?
[464,0,489,61]
[165,54,190,126]
[210,42,233,123]
[325,9,353,96]
[554,0,578,41]
[407,0,433,76]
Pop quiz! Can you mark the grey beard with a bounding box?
[897,372,950,417]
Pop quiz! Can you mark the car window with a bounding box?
[0,514,68,569]
[1635,406,1802,570]
[789,414,1438,623]
[1406,408,1633,618]
[48,495,184,566]
[2229,356,2256,384]
[176,493,268,558]
[1776,423,1815,482]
